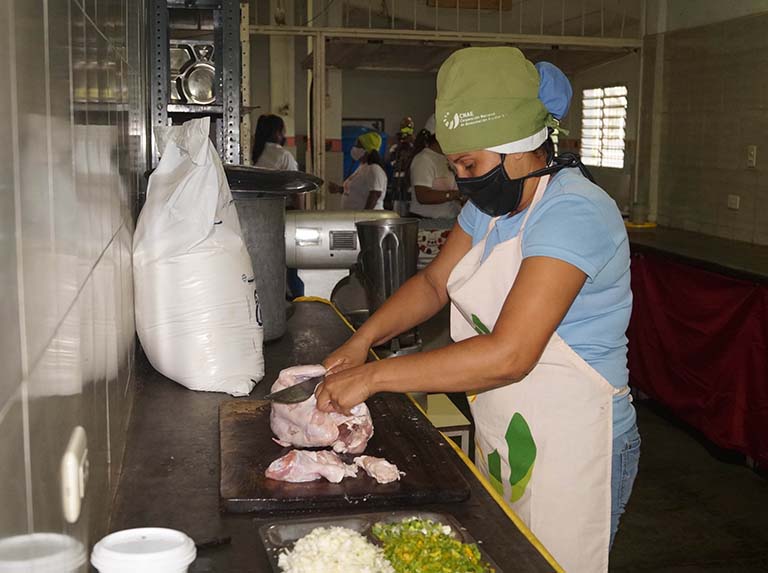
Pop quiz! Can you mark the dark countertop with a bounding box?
[111,300,556,572]
[628,226,768,283]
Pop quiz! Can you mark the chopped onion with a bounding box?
[279,526,394,573]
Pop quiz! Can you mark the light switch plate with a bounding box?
[747,145,757,168]
[61,426,88,524]
[727,194,741,210]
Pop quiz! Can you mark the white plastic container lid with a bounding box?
[91,528,196,573]
[0,533,87,572]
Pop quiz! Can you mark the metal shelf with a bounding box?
[167,103,223,114]
[149,0,241,168]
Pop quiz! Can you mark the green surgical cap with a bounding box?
[435,47,550,155]
[358,131,382,153]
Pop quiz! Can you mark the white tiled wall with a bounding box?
[652,14,768,245]
[0,0,146,554]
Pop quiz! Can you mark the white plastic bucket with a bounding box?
[91,528,196,573]
[0,533,87,572]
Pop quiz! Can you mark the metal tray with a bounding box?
[258,510,501,572]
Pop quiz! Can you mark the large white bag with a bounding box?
[133,117,264,396]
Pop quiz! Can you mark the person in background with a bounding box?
[407,114,461,219]
[251,113,304,298]
[252,114,298,171]
[385,116,416,210]
[329,132,387,210]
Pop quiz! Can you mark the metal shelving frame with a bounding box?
[149,0,242,168]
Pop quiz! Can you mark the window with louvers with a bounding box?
[580,86,628,169]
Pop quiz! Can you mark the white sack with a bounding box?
[133,117,264,396]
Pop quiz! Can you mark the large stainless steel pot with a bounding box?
[226,166,321,341]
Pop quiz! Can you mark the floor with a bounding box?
[610,401,768,572]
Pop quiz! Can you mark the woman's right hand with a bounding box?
[322,335,371,375]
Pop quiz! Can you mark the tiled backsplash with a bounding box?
[0,0,146,556]
[652,13,768,245]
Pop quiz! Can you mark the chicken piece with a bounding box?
[269,365,374,454]
[353,455,403,484]
[265,450,358,483]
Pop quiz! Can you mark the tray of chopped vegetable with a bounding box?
[259,511,499,573]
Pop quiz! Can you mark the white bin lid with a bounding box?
[91,528,196,572]
[0,533,87,572]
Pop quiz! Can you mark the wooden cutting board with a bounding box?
[219,394,471,514]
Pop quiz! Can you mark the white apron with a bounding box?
[447,175,623,573]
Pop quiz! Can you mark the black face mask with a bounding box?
[455,152,593,217]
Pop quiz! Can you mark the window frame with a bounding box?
[580,85,628,169]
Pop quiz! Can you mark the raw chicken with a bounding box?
[265,450,358,483]
[354,456,403,484]
[270,364,374,454]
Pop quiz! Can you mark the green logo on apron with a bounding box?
[487,449,503,495]
[487,413,537,502]
[507,413,537,502]
[471,314,491,335]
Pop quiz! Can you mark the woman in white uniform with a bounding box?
[316,48,640,573]
[330,132,387,210]
[252,114,298,171]
[407,115,461,219]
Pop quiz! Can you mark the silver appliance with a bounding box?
[285,210,400,270]
[285,210,399,301]
[355,218,421,357]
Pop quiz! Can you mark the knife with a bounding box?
[263,375,325,404]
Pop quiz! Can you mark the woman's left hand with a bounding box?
[315,364,377,414]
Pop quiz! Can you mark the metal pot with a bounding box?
[226,166,322,341]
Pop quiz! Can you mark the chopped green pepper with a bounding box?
[372,518,494,573]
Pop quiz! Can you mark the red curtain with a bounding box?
[627,251,768,466]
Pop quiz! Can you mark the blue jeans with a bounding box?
[610,423,641,549]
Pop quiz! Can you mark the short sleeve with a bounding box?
[410,153,438,188]
[371,166,388,193]
[458,200,479,236]
[523,194,623,280]
[280,149,299,171]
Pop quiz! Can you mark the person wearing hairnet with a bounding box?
[329,131,387,210]
[317,48,638,572]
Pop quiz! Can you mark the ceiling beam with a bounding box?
[250,24,642,48]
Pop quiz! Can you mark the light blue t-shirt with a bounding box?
[457,168,636,438]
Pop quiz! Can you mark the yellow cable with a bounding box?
[295,296,564,572]
[625,221,657,229]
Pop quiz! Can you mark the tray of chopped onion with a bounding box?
[259,511,499,573]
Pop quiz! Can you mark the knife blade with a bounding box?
[263,375,325,404]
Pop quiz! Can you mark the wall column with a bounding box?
[269,0,296,159]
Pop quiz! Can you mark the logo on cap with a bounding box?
[443,112,461,130]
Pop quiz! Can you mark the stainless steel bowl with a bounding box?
[181,61,215,105]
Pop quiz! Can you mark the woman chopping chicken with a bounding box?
[316,47,639,573]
